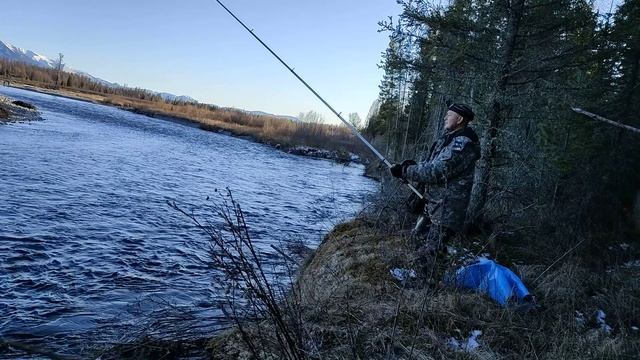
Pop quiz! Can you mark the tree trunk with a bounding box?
[634,189,640,231]
[467,0,525,227]
[623,52,639,111]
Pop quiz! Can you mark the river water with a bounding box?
[0,86,376,357]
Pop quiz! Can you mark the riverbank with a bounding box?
[208,219,639,359]
[2,83,366,164]
[97,216,640,359]
[0,89,378,359]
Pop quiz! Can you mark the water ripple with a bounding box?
[0,86,375,356]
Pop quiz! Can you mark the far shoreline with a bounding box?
[1,83,368,167]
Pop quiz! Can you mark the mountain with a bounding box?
[68,69,118,88]
[0,39,116,87]
[0,40,55,68]
[0,39,305,116]
[245,110,299,122]
[156,92,198,103]
[0,39,195,102]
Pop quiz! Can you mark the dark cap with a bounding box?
[448,103,474,122]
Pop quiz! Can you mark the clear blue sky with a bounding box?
[0,0,403,122]
[1,0,620,122]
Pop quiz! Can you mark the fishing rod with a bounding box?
[215,0,423,199]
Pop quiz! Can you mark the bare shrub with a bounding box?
[169,190,307,360]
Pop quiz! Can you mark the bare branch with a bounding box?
[571,108,640,134]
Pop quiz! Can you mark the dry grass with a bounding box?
[8,82,368,157]
[209,218,640,359]
[108,96,367,157]
[79,181,639,359]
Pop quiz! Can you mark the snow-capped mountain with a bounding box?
[0,39,196,103]
[0,40,55,68]
[156,92,198,103]
[246,110,299,122]
[68,69,117,88]
[0,39,116,87]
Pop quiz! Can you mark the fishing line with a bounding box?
[214,0,423,199]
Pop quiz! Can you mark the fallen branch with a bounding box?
[572,107,640,134]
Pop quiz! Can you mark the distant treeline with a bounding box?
[0,58,366,157]
[368,0,639,247]
[0,58,166,102]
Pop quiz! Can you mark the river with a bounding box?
[0,86,376,357]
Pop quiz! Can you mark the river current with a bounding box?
[0,86,376,357]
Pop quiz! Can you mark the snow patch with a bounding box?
[623,260,640,269]
[1,39,54,68]
[575,310,586,327]
[448,330,482,352]
[390,268,416,282]
[595,309,613,334]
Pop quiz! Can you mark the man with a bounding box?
[390,103,480,273]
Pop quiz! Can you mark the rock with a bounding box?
[286,145,358,164]
[0,96,41,123]
[12,100,36,110]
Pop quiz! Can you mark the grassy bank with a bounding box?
[19,216,639,359]
[207,218,640,359]
[85,190,640,359]
[4,82,368,162]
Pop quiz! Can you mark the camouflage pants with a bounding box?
[410,215,456,277]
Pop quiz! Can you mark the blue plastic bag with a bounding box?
[445,258,531,306]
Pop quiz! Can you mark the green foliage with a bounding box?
[372,0,640,238]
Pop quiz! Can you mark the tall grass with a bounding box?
[101,93,369,158]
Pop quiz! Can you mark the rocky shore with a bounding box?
[285,145,361,164]
[199,122,364,165]
[0,96,40,123]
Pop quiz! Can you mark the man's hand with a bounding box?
[390,164,404,178]
[390,159,417,178]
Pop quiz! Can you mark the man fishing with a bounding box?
[213,3,480,270]
[390,103,481,275]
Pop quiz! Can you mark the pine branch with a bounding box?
[571,108,640,134]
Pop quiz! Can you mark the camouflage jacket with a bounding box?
[405,126,481,232]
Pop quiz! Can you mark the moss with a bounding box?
[299,219,409,293]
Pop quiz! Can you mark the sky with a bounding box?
[0,0,621,123]
[0,0,403,122]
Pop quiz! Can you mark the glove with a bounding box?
[390,159,417,178]
[390,164,404,178]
